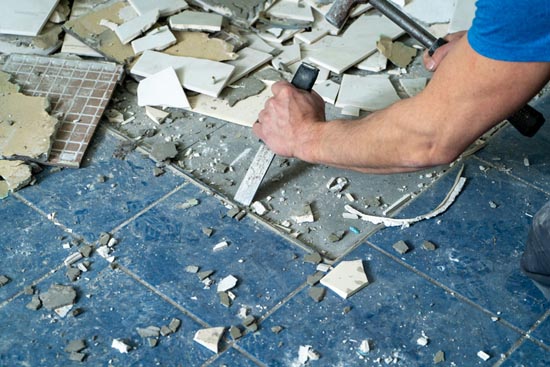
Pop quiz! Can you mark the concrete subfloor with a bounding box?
[1,67,550,365]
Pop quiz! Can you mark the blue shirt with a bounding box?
[468,0,550,62]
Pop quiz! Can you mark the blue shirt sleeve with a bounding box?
[467,0,550,62]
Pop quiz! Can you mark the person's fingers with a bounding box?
[423,31,467,71]
[271,80,292,95]
[252,118,263,138]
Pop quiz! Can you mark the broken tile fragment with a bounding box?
[145,106,170,124]
[132,26,177,54]
[193,327,225,353]
[392,240,410,255]
[251,201,268,215]
[111,339,131,354]
[218,292,232,307]
[151,142,178,162]
[376,36,417,68]
[229,325,242,340]
[320,260,369,299]
[434,350,445,364]
[169,11,223,32]
[160,325,173,336]
[0,275,10,287]
[129,0,189,17]
[336,74,400,112]
[137,326,161,338]
[148,338,158,348]
[213,241,230,252]
[202,227,213,237]
[66,267,81,282]
[399,77,427,98]
[217,275,238,292]
[137,67,190,109]
[65,339,86,353]
[477,350,490,361]
[26,295,42,310]
[185,265,200,273]
[69,352,86,362]
[39,284,77,310]
[0,0,59,37]
[115,9,159,45]
[177,198,200,209]
[422,241,437,251]
[308,286,326,303]
[307,272,325,286]
[271,325,284,334]
[197,270,214,281]
[304,252,322,264]
[79,245,93,258]
[293,204,315,224]
[328,231,345,243]
[0,160,33,192]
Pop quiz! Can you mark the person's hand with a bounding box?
[423,31,466,71]
[253,81,326,158]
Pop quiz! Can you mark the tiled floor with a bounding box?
[1,92,549,367]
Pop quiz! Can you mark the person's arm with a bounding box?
[254,35,550,174]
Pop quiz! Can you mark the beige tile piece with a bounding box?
[302,14,404,74]
[62,2,137,63]
[131,50,235,97]
[0,160,32,191]
[0,87,59,161]
[226,47,273,84]
[0,71,20,93]
[115,9,159,44]
[131,26,177,54]
[320,259,369,299]
[129,0,189,17]
[169,10,223,32]
[0,0,60,37]
[335,74,400,112]
[137,67,190,108]
[163,31,237,61]
[188,80,274,127]
[61,0,105,57]
[145,106,170,124]
[376,36,417,68]
[193,327,225,353]
[266,0,314,23]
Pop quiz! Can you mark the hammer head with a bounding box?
[325,0,370,29]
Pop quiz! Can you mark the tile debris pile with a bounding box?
[0,0,475,199]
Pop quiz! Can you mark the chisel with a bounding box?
[234,63,319,206]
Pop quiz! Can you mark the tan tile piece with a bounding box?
[0,160,32,191]
[0,75,59,161]
[63,2,137,63]
[163,32,237,61]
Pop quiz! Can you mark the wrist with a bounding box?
[294,120,325,163]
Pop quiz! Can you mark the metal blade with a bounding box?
[234,144,276,206]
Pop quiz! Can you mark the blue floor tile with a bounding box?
[238,245,522,366]
[111,184,313,328]
[17,128,184,243]
[531,313,550,347]
[0,196,70,302]
[207,348,261,367]
[501,340,550,367]
[367,162,549,333]
[475,92,550,192]
[0,263,216,366]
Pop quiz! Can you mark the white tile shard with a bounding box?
[313,80,340,105]
[226,47,273,84]
[131,50,235,97]
[303,14,404,74]
[403,0,456,25]
[111,339,131,353]
[137,67,190,108]
[129,0,189,17]
[131,26,177,54]
[0,0,60,37]
[336,74,400,112]
[266,0,314,23]
[320,259,369,299]
[272,43,301,70]
[345,166,466,228]
[145,106,170,124]
[169,10,224,32]
[448,0,476,33]
[115,9,159,44]
[356,51,388,72]
[194,327,225,353]
[217,275,238,292]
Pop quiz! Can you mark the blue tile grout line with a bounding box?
[473,155,550,197]
[362,239,550,351]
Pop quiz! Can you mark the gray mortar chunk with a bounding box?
[160,325,173,336]
[226,207,240,218]
[151,142,178,162]
[0,275,10,287]
[271,325,284,334]
[242,315,255,327]
[98,232,111,246]
[197,270,214,281]
[392,240,410,255]
[65,339,86,353]
[79,244,93,258]
[434,350,445,364]
[229,326,242,340]
[219,292,232,307]
[308,286,326,303]
[69,352,86,362]
[26,295,42,310]
[422,240,437,251]
[39,284,77,310]
[148,338,159,347]
[303,252,322,264]
[137,326,161,338]
[307,272,324,286]
[66,267,82,282]
[202,227,213,237]
[168,318,181,333]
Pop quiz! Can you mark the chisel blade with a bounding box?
[234,144,276,206]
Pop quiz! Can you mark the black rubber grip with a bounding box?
[507,104,545,137]
[291,63,319,91]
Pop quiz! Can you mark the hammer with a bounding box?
[325,0,545,137]
[326,0,446,56]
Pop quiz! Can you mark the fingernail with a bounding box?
[426,59,436,71]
